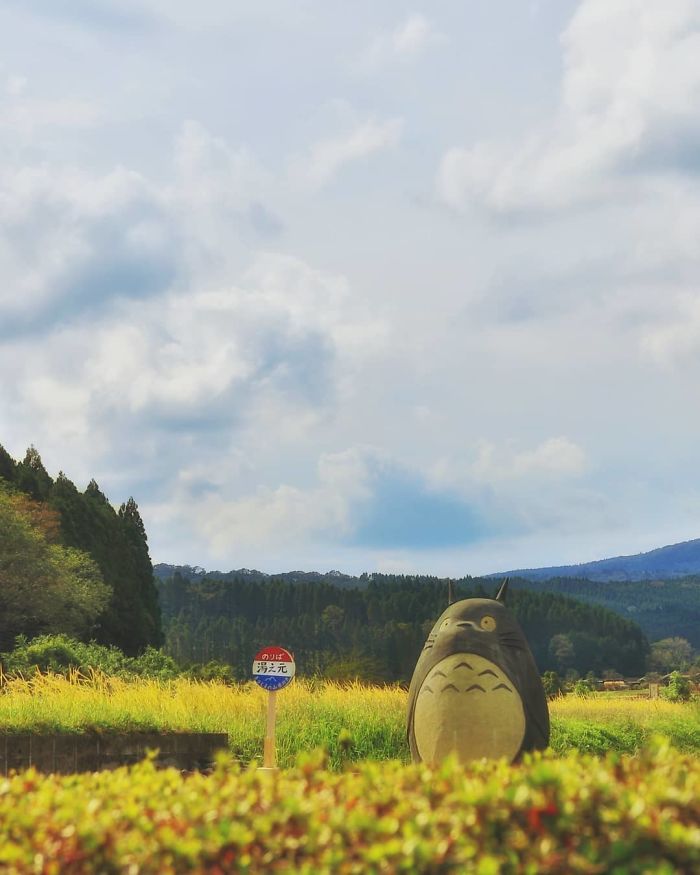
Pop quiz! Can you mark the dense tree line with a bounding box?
[157,573,650,682]
[156,563,700,648]
[506,576,700,649]
[0,445,161,654]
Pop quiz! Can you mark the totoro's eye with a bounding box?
[440,618,451,631]
[480,615,496,632]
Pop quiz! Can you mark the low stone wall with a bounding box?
[0,732,229,774]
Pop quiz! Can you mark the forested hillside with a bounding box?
[155,563,700,650]
[508,576,700,650]
[156,572,649,681]
[0,445,161,654]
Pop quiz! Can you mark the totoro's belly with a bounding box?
[414,652,525,764]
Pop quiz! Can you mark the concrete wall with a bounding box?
[0,732,229,774]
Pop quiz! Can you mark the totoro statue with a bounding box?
[407,579,549,765]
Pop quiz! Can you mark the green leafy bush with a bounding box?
[0,484,110,647]
[0,634,180,681]
[572,679,594,698]
[662,671,692,702]
[186,660,235,684]
[541,670,562,699]
[0,740,697,873]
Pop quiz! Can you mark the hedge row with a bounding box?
[0,739,698,873]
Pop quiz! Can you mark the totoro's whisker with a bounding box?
[499,636,526,649]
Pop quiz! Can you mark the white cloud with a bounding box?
[361,13,445,70]
[242,252,348,336]
[0,85,100,135]
[6,249,360,435]
[148,447,375,559]
[425,437,597,539]
[0,112,384,500]
[472,437,588,482]
[5,74,27,96]
[0,118,290,334]
[0,163,172,329]
[0,106,392,517]
[173,120,272,211]
[292,117,403,190]
[428,437,588,497]
[437,0,700,213]
[393,13,438,55]
[641,293,700,366]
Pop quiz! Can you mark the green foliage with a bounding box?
[0,742,698,872]
[16,446,52,501]
[572,678,594,698]
[650,636,694,672]
[0,484,110,649]
[0,444,162,654]
[0,634,180,681]
[157,573,650,682]
[0,444,16,482]
[53,473,163,654]
[323,652,387,683]
[662,670,693,703]
[186,660,235,684]
[509,575,700,649]
[541,670,563,699]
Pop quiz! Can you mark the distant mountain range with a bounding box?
[155,536,700,588]
[489,537,700,582]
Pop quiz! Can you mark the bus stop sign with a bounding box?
[252,646,296,691]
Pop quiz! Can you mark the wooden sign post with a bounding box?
[252,646,296,770]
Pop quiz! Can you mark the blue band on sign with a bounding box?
[254,674,293,691]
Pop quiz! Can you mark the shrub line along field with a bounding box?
[0,674,698,768]
[0,741,698,873]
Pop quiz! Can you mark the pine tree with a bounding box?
[0,444,16,482]
[119,497,163,650]
[17,447,53,501]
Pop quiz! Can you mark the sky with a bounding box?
[1,0,700,576]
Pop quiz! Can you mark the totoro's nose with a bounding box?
[455,620,476,629]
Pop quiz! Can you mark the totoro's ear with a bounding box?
[447,578,454,606]
[494,577,509,603]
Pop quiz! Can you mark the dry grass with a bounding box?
[550,694,689,723]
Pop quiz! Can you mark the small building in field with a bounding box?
[602,679,627,691]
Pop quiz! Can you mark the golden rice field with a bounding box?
[0,673,698,767]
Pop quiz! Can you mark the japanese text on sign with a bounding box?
[253,660,291,675]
